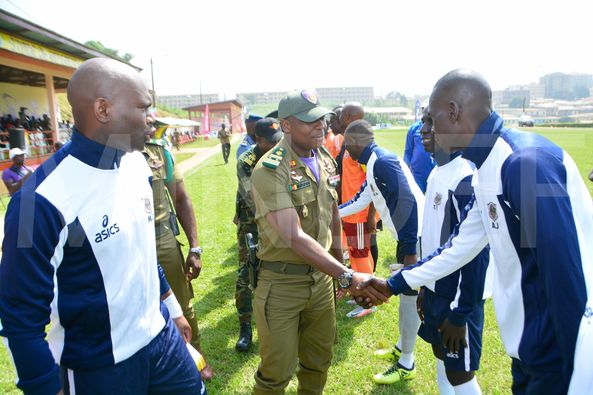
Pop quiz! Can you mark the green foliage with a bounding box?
[84,40,134,63]
[157,103,187,118]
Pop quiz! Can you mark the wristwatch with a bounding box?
[189,247,203,257]
[337,269,354,289]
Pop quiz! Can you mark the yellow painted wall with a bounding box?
[0,82,49,118]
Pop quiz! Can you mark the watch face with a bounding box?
[339,273,352,288]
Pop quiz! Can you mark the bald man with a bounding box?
[339,120,425,383]
[364,69,593,395]
[0,58,205,395]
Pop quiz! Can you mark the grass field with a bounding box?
[1,126,592,394]
[182,137,222,149]
[175,152,195,164]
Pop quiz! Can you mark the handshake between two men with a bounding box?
[340,273,393,309]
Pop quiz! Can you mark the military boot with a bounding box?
[235,322,252,352]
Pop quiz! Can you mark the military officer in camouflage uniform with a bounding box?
[250,90,388,394]
[234,118,283,352]
[143,137,214,380]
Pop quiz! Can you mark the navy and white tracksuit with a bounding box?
[339,142,424,256]
[0,131,204,395]
[388,112,593,394]
[404,120,436,193]
[418,153,489,372]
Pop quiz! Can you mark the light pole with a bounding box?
[150,57,156,107]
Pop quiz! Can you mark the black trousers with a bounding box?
[222,143,231,163]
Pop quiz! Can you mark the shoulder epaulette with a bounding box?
[319,145,331,157]
[262,147,286,169]
[147,138,167,147]
[318,145,337,166]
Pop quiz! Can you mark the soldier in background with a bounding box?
[143,134,214,380]
[236,114,263,159]
[217,123,231,164]
[234,118,283,352]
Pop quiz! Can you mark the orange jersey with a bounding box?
[323,130,343,159]
[341,150,369,223]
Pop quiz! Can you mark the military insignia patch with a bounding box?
[301,89,319,105]
[147,158,163,169]
[290,170,303,182]
[262,147,286,169]
[434,192,442,209]
[289,180,311,191]
[328,174,341,187]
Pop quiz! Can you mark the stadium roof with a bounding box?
[0,9,141,70]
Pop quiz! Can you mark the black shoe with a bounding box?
[235,322,252,352]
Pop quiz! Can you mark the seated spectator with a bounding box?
[2,148,33,196]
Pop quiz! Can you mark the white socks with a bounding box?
[436,359,455,395]
[397,294,420,368]
[453,377,481,395]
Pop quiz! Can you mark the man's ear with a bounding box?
[94,98,110,124]
[448,100,460,123]
[280,119,291,134]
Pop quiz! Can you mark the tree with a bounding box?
[84,40,134,63]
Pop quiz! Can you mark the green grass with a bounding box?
[1,127,592,394]
[175,152,195,164]
[182,136,222,149]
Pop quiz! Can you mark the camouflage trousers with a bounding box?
[236,221,257,324]
[156,226,201,350]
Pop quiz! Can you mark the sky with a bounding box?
[1,0,592,98]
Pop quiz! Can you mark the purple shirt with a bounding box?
[300,151,320,183]
[3,165,32,195]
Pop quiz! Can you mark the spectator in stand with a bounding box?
[54,141,65,151]
[404,99,436,193]
[41,114,51,130]
[2,148,33,196]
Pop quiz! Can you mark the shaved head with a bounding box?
[340,102,364,131]
[427,69,493,153]
[431,68,492,123]
[67,58,153,151]
[343,119,374,160]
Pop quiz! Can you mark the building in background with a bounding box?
[0,8,136,170]
[539,72,593,100]
[184,100,244,134]
[238,87,375,106]
[157,93,220,109]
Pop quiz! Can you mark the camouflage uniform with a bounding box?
[142,140,201,350]
[235,144,264,323]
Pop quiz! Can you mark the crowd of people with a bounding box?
[0,109,54,132]
[0,57,592,395]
